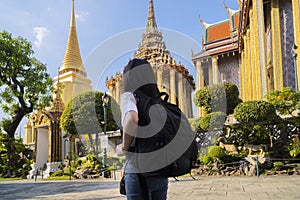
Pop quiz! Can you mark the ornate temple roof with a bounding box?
[106,0,195,89]
[193,5,240,60]
[134,0,171,64]
[133,0,194,88]
[203,7,239,44]
[60,0,86,77]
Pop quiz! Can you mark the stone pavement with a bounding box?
[0,175,300,200]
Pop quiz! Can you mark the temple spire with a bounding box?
[61,0,84,72]
[146,0,158,32]
[135,0,168,62]
[50,67,65,117]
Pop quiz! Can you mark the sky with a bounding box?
[0,0,239,137]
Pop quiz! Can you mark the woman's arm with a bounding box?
[122,110,139,150]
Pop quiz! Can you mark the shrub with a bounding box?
[199,112,226,131]
[76,160,83,166]
[63,165,76,176]
[286,134,300,158]
[200,155,213,165]
[194,82,241,115]
[234,100,277,123]
[189,117,203,133]
[220,154,241,164]
[273,161,284,171]
[207,146,225,159]
[50,170,64,177]
[82,160,94,169]
[95,164,102,171]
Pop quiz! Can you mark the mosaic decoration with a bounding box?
[280,0,296,89]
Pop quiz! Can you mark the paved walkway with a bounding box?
[0,175,300,199]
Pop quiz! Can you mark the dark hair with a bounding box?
[123,58,160,97]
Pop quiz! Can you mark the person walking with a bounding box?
[120,58,168,200]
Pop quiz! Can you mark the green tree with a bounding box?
[189,117,202,133]
[265,87,300,117]
[199,112,227,131]
[0,130,31,178]
[233,100,279,146]
[194,82,242,115]
[265,88,300,154]
[0,31,53,176]
[234,100,278,123]
[60,91,121,155]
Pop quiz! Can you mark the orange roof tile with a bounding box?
[206,21,231,42]
[233,13,240,28]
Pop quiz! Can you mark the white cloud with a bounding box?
[75,11,89,22]
[33,27,49,48]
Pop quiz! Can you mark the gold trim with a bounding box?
[253,0,267,99]
[61,0,84,71]
[292,0,300,89]
[271,0,283,90]
[250,8,256,100]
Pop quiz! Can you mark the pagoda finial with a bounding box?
[223,0,228,10]
[223,0,239,16]
[71,0,76,27]
[146,0,158,31]
[198,15,209,29]
[61,0,84,72]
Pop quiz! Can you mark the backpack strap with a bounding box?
[133,90,146,100]
[134,90,169,102]
[159,92,169,102]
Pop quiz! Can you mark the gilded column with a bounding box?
[200,63,205,88]
[115,79,120,105]
[24,124,31,144]
[195,61,204,116]
[187,84,193,118]
[292,0,300,90]
[57,122,62,162]
[196,61,205,90]
[119,78,124,100]
[182,79,187,115]
[208,60,213,85]
[246,29,252,101]
[195,61,200,90]
[116,80,120,104]
[169,69,176,104]
[185,80,191,118]
[271,0,283,90]
[249,8,256,100]
[211,56,219,84]
[32,123,36,142]
[243,36,247,101]
[108,83,115,100]
[157,67,163,92]
[33,127,37,162]
[48,127,52,162]
[178,73,183,110]
[106,79,116,99]
[240,50,245,100]
[253,0,267,99]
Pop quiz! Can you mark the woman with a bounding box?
[120,58,168,200]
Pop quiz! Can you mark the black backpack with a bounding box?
[129,91,198,177]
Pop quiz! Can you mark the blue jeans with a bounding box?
[125,173,168,200]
